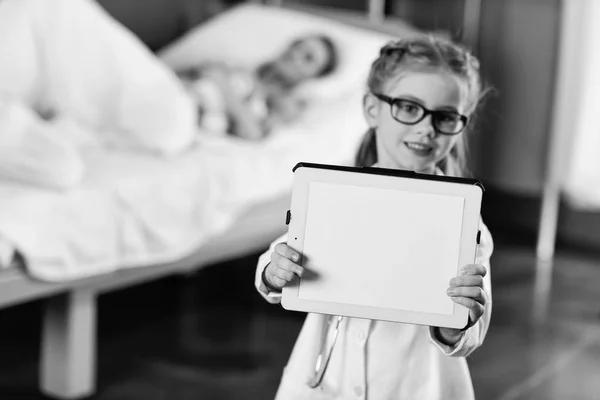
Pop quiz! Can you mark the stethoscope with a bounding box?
[307,315,344,388]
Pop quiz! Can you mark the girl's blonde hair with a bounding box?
[355,34,487,177]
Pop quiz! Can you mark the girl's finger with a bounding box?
[459,264,487,277]
[447,287,486,305]
[271,275,287,289]
[451,297,485,319]
[272,266,295,282]
[271,252,304,276]
[449,275,484,288]
[470,302,485,322]
[274,242,301,263]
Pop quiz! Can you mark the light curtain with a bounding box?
[559,0,600,209]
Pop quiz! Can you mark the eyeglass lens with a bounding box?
[392,99,464,134]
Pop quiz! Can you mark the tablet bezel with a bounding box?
[281,162,484,329]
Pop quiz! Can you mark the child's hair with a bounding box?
[315,35,338,77]
[355,33,486,177]
[290,34,339,78]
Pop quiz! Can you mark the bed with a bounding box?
[0,0,420,398]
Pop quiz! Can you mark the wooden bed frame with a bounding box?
[0,1,480,398]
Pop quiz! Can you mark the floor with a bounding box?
[0,234,599,400]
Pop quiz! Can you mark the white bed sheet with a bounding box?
[0,91,368,281]
[0,2,412,281]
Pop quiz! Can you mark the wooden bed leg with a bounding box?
[40,289,97,399]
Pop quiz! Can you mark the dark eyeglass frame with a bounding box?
[371,93,469,135]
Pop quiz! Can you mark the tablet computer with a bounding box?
[281,162,484,329]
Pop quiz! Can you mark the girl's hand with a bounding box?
[263,243,304,291]
[436,264,488,343]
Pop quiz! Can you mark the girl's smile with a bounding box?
[404,140,436,156]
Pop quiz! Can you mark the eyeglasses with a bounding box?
[371,93,468,135]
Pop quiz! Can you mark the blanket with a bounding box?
[0,0,384,281]
[0,0,197,189]
[0,91,365,281]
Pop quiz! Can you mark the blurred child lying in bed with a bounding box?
[177,34,338,140]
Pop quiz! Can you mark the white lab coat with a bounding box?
[255,220,493,400]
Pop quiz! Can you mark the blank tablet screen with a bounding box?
[298,182,465,315]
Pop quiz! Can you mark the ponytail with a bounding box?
[354,128,378,167]
[436,137,469,177]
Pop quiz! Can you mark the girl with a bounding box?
[255,34,493,400]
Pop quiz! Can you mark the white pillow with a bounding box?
[158,4,411,100]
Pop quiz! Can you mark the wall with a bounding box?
[474,0,560,196]
[284,0,366,11]
[97,0,224,51]
[389,0,466,39]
